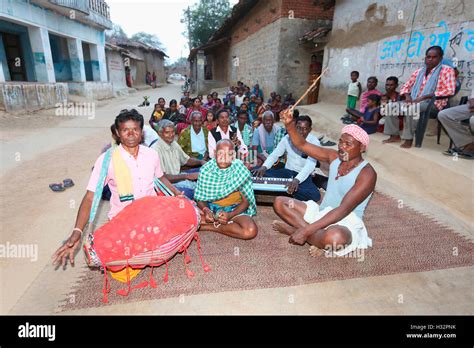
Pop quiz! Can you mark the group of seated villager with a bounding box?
[52,85,382,269]
[51,51,471,271]
[340,45,470,155]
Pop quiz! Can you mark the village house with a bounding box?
[0,0,113,111]
[188,0,334,102]
[114,39,168,87]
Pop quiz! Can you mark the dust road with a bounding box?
[0,82,184,314]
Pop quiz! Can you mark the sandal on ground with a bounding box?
[63,178,75,188]
[49,183,65,192]
[442,147,462,156]
[321,140,337,147]
[457,151,474,159]
[342,119,356,125]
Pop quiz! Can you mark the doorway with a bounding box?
[2,32,27,81]
[82,42,93,81]
[307,52,323,104]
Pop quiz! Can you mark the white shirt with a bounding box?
[143,125,159,147]
[348,81,360,97]
[235,94,245,107]
[208,125,248,158]
[263,134,321,182]
[190,127,207,155]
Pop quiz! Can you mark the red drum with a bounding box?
[83,196,210,302]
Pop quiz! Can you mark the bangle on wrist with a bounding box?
[73,227,83,235]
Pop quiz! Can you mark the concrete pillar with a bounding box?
[0,61,5,82]
[27,27,55,83]
[196,50,205,81]
[67,38,86,82]
[0,37,9,82]
[89,43,108,82]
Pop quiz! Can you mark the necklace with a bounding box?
[335,159,363,180]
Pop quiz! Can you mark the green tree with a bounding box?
[165,57,188,69]
[130,32,166,51]
[105,24,128,42]
[181,0,232,49]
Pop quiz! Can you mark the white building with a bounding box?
[0,0,113,111]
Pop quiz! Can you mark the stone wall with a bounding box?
[320,0,474,103]
[0,82,68,112]
[228,19,282,98]
[67,81,113,100]
[276,17,322,101]
[105,49,128,95]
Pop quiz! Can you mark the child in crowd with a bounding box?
[379,94,389,117]
[347,71,362,110]
[149,103,165,131]
[378,94,390,133]
[204,111,217,131]
[352,94,381,134]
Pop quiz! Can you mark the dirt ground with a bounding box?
[1,81,472,315]
[0,82,182,314]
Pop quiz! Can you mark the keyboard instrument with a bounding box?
[252,176,293,192]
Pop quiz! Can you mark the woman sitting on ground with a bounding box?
[195,139,258,240]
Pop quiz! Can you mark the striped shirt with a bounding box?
[400,65,456,110]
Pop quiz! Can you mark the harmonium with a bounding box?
[252,176,292,203]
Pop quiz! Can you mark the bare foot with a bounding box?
[309,245,326,257]
[400,140,413,148]
[272,220,296,236]
[382,135,401,144]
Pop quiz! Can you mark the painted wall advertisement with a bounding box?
[376,20,474,91]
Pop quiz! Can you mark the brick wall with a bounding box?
[230,0,282,46]
[230,0,334,45]
[204,0,334,98]
[228,19,282,97]
[281,0,334,21]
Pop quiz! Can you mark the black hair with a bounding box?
[296,115,312,128]
[115,109,144,130]
[351,71,360,77]
[238,110,248,118]
[110,124,120,144]
[216,108,229,119]
[386,76,399,85]
[216,98,222,103]
[169,99,177,106]
[293,109,300,118]
[158,97,165,103]
[206,110,216,121]
[367,94,381,106]
[193,96,201,103]
[426,45,444,57]
[367,76,378,83]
